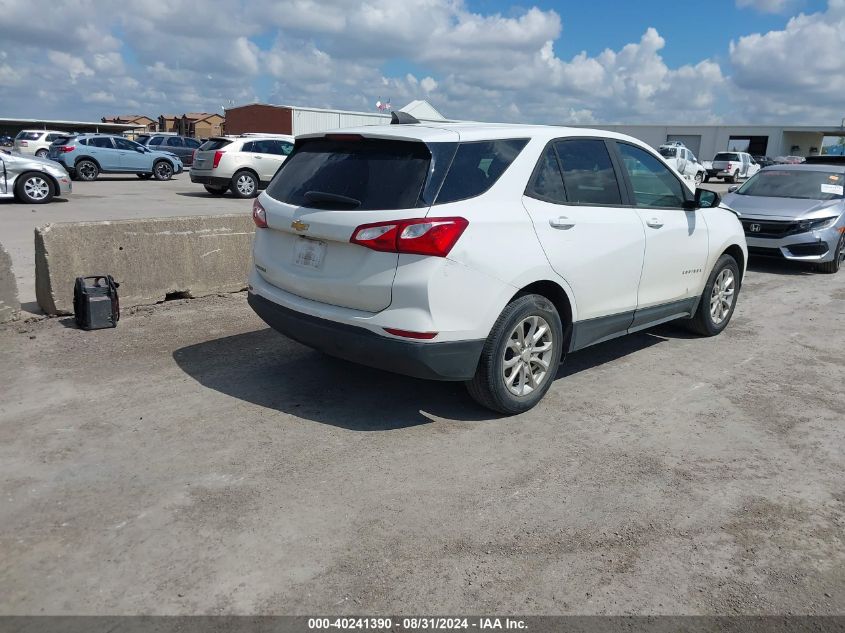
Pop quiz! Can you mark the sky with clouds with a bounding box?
[0,0,843,125]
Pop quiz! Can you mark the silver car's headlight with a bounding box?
[798,216,838,231]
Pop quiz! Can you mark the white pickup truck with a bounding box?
[658,142,707,186]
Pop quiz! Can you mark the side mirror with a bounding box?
[694,188,721,209]
[728,185,739,193]
[135,146,146,153]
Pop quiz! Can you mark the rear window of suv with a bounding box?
[266,137,527,210]
[199,138,232,151]
[267,138,431,210]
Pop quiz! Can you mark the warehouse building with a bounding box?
[578,123,845,160]
[224,99,445,136]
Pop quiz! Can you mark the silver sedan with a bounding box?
[0,149,72,204]
[722,164,845,273]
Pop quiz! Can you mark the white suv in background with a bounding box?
[248,117,748,414]
[13,130,67,157]
[190,134,294,198]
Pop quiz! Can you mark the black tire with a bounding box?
[703,174,710,183]
[137,173,153,180]
[35,149,48,158]
[726,170,738,184]
[14,172,54,204]
[153,160,173,181]
[204,184,228,195]
[75,159,99,181]
[466,294,564,415]
[816,232,844,274]
[230,170,258,198]
[694,172,703,186]
[685,254,741,336]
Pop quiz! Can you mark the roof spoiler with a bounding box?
[391,111,420,125]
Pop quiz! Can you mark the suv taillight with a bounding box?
[58,145,75,153]
[350,217,469,257]
[212,150,225,168]
[252,199,268,228]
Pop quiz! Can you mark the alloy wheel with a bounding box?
[710,268,735,325]
[502,315,554,397]
[78,162,97,180]
[236,174,255,196]
[24,176,50,201]
[155,162,172,179]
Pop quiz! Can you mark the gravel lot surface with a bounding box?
[1,255,842,615]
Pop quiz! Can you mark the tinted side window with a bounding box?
[185,138,201,149]
[114,137,140,151]
[436,139,528,204]
[279,141,293,156]
[617,143,686,208]
[149,136,163,145]
[526,145,567,203]
[89,137,114,148]
[241,141,254,152]
[251,139,276,154]
[554,139,622,205]
[166,137,184,147]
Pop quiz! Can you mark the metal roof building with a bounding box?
[574,123,845,160]
[223,100,446,136]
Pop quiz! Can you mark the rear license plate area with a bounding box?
[293,236,327,270]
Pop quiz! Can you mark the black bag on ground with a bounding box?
[73,275,120,330]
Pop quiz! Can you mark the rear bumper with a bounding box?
[190,172,230,187]
[247,292,484,381]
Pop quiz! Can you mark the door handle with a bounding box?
[254,156,262,159]
[646,217,664,229]
[549,216,575,230]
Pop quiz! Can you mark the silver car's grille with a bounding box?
[741,219,799,238]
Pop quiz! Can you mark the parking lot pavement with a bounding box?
[0,175,251,314]
[1,259,843,615]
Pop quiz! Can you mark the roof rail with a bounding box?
[391,111,420,125]
[237,132,293,138]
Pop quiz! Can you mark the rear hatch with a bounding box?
[255,134,457,313]
[712,152,740,171]
[47,136,77,160]
[14,131,41,150]
[192,137,233,171]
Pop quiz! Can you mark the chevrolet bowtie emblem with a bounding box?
[291,220,309,232]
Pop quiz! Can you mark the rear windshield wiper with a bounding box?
[304,190,361,208]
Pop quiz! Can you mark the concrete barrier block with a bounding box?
[35,214,255,315]
[0,242,21,323]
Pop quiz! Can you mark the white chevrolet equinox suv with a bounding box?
[248,116,748,414]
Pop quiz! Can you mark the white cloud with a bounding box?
[0,0,840,125]
[730,0,845,121]
[736,0,799,13]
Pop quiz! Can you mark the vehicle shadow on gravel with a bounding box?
[172,328,494,429]
[173,324,690,429]
[559,327,679,377]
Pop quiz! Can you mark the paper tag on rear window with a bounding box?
[821,184,843,195]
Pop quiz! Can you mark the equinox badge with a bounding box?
[291,220,310,232]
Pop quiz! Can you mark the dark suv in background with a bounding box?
[136,134,202,166]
